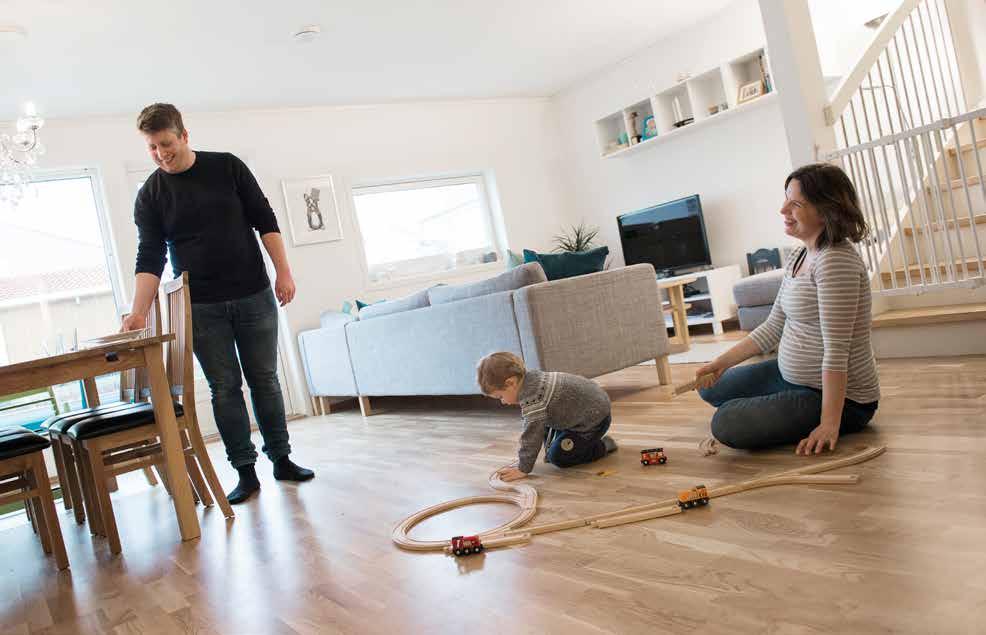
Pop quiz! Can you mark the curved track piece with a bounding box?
[392,446,885,553]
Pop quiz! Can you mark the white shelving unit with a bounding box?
[595,47,774,158]
[658,265,742,335]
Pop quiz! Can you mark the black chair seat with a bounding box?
[66,402,184,441]
[0,429,51,460]
[44,401,146,435]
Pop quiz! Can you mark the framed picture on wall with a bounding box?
[281,175,343,246]
[737,79,765,104]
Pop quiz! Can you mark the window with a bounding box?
[0,170,123,430]
[351,174,502,285]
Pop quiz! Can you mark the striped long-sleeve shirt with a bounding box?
[749,242,880,404]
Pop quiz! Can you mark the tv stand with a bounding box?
[656,265,741,336]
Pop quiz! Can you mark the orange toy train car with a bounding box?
[450,535,484,557]
[640,448,667,465]
[677,484,710,509]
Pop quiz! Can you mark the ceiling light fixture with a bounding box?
[293,25,321,43]
[1,101,46,210]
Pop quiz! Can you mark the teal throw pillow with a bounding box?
[506,249,525,270]
[522,246,609,281]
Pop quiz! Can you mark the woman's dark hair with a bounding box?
[785,163,869,248]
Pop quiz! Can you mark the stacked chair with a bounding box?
[42,272,232,555]
[0,428,68,569]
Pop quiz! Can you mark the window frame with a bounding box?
[349,172,505,291]
[12,167,127,312]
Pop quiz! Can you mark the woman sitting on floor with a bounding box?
[696,163,880,455]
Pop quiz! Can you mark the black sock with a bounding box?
[226,464,260,504]
[273,456,315,481]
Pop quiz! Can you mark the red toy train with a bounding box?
[450,535,484,557]
[640,448,667,465]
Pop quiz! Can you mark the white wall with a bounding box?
[551,0,797,275]
[33,98,569,404]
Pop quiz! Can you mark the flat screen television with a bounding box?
[617,194,711,277]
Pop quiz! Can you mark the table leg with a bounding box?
[144,343,200,542]
[670,285,691,349]
[82,377,100,407]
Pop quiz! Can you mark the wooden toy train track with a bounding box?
[392,445,885,554]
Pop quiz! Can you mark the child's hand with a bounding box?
[496,467,527,482]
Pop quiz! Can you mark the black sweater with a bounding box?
[134,151,280,303]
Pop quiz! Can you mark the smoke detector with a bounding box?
[293,25,321,43]
[864,13,888,29]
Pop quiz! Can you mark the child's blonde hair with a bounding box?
[477,352,526,394]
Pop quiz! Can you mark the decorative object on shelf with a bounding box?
[0,101,45,209]
[719,102,729,112]
[671,96,693,128]
[641,116,657,140]
[627,111,641,144]
[746,247,782,274]
[708,105,720,116]
[671,96,683,122]
[553,221,600,253]
[738,79,765,104]
[618,131,629,146]
[758,52,773,93]
[281,175,343,246]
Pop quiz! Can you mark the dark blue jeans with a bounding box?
[698,359,877,450]
[191,287,290,468]
[545,416,611,468]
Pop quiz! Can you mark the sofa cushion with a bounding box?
[428,262,546,305]
[733,268,784,307]
[523,246,609,281]
[320,310,356,329]
[738,305,774,332]
[358,287,432,320]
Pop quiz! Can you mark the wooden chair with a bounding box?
[0,429,68,570]
[67,272,233,554]
[42,301,166,529]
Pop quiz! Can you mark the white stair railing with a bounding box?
[822,0,982,295]
[825,108,986,295]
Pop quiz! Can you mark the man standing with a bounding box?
[122,103,313,504]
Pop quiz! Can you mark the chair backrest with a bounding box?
[746,248,782,275]
[162,272,194,406]
[120,296,163,403]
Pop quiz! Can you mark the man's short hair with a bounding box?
[477,352,526,394]
[137,103,186,136]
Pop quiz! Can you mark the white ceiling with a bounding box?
[1,0,735,119]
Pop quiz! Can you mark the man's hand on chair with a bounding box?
[120,312,146,333]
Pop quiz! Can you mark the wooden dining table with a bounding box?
[0,334,200,543]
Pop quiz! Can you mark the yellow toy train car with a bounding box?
[677,484,710,509]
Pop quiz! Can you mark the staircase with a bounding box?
[821,0,986,357]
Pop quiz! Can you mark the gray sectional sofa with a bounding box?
[733,268,784,331]
[297,262,672,414]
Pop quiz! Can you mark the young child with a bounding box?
[477,351,616,482]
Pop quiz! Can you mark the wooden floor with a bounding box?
[3,345,986,634]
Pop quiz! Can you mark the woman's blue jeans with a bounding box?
[697,359,877,450]
[191,287,290,468]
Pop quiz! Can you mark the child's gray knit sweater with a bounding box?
[516,369,611,473]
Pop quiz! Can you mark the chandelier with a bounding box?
[0,102,45,208]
